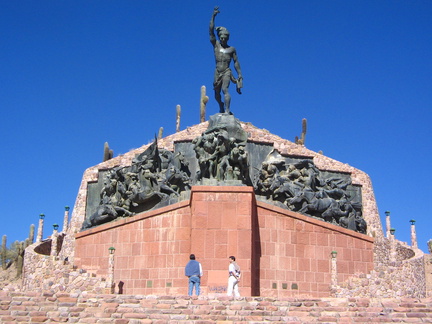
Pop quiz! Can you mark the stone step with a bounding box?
[1,291,431,323]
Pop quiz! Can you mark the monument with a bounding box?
[82,6,366,235]
[20,7,426,300]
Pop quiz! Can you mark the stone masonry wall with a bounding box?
[426,256,432,297]
[73,200,193,296]
[22,243,109,295]
[254,201,374,298]
[1,290,432,323]
[333,235,426,298]
[70,186,377,298]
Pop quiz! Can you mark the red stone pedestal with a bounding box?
[74,185,373,297]
[190,186,253,296]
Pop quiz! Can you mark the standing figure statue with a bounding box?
[210,6,243,114]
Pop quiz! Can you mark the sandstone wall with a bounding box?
[61,186,376,298]
[74,200,192,296]
[254,201,374,298]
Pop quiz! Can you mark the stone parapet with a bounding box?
[1,291,432,323]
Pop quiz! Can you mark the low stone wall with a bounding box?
[334,254,426,298]
[23,242,109,294]
[1,291,432,323]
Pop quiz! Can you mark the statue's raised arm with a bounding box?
[209,6,243,115]
[209,6,219,46]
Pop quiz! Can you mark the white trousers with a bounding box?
[227,276,240,297]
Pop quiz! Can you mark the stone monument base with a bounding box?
[74,186,373,297]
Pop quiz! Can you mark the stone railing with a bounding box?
[1,291,432,323]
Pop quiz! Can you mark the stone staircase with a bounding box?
[1,290,432,323]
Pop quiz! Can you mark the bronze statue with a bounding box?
[210,6,243,114]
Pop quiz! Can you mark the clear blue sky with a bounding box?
[1,1,431,252]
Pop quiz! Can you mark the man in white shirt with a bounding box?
[227,255,240,297]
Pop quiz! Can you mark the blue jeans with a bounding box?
[188,276,200,296]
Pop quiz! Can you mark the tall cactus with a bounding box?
[158,127,164,140]
[1,235,6,270]
[200,85,209,123]
[103,142,114,162]
[295,118,307,145]
[176,104,181,133]
[16,241,24,278]
[28,224,35,245]
[428,239,432,254]
[23,224,35,250]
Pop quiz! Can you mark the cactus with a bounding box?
[103,142,113,162]
[15,241,24,278]
[428,239,432,254]
[23,224,35,249]
[0,225,36,276]
[28,224,35,245]
[176,104,181,132]
[158,127,164,140]
[295,118,307,145]
[301,118,307,144]
[1,235,6,270]
[200,85,209,123]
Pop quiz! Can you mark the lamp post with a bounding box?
[385,211,391,238]
[36,213,45,243]
[62,206,70,233]
[390,228,396,262]
[331,251,338,289]
[51,224,59,257]
[410,220,418,249]
[108,247,116,293]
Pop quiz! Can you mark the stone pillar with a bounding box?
[331,251,338,288]
[62,206,70,233]
[190,186,254,296]
[108,247,116,294]
[385,211,391,238]
[390,228,396,262]
[36,213,45,243]
[410,220,418,249]
[51,224,59,257]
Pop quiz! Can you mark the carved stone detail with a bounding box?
[82,115,366,234]
[254,150,366,234]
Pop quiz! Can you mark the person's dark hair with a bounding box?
[190,254,196,260]
[229,256,236,261]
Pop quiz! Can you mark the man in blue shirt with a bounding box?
[185,254,203,296]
